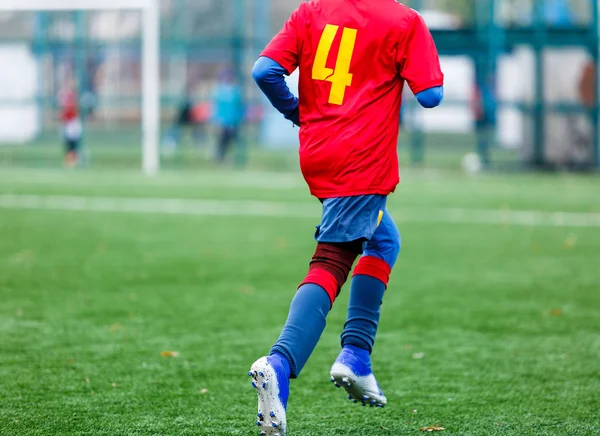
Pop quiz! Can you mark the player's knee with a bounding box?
[354,255,393,287]
[300,243,359,305]
[358,228,401,286]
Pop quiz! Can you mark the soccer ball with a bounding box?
[461,152,482,174]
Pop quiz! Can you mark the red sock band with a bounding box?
[300,269,339,304]
[299,243,358,305]
[353,256,392,286]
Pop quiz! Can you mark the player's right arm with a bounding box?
[397,13,444,109]
[252,57,300,126]
[252,6,303,126]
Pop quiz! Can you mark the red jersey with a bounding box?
[60,90,79,123]
[262,0,443,198]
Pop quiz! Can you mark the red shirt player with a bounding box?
[249,2,443,433]
[58,84,83,167]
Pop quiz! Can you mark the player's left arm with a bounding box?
[253,5,303,126]
[398,13,444,109]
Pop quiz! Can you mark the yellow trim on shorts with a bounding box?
[377,210,384,227]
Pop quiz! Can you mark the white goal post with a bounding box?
[0,0,160,175]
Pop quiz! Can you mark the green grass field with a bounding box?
[0,164,599,435]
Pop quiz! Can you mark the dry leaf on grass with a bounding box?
[111,383,117,388]
[420,426,445,432]
[564,233,578,250]
[200,388,208,394]
[550,308,563,317]
[161,351,180,358]
[276,237,288,250]
[110,323,124,333]
[12,250,35,265]
[240,286,255,295]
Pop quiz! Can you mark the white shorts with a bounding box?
[64,119,82,140]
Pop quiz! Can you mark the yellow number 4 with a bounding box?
[312,24,358,106]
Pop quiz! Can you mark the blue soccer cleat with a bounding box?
[330,346,387,407]
[249,356,290,436]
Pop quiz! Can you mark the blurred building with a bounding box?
[0,0,598,169]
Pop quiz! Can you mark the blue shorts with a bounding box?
[315,195,401,268]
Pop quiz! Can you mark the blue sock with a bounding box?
[341,274,386,355]
[271,283,331,378]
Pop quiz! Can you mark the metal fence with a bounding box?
[0,0,598,171]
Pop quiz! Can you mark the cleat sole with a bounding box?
[250,357,287,436]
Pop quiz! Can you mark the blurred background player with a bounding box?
[58,79,83,168]
[249,1,443,434]
[211,68,244,163]
[162,89,198,157]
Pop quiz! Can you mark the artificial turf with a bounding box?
[0,167,598,435]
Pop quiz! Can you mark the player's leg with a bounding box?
[64,137,79,168]
[216,127,237,162]
[330,210,401,407]
[63,119,82,168]
[250,242,358,435]
[249,196,383,435]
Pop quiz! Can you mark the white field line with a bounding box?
[1,194,600,228]
[0,170,305,190]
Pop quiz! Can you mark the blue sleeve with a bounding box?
[252,56,300,126]
[415,86,444,109]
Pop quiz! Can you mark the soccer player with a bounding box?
[249,1,443,434]
[58,80,83,168]
[211,69,245,163]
